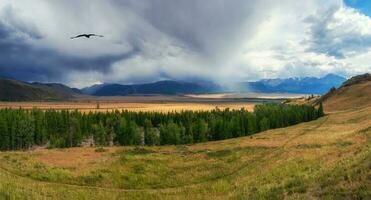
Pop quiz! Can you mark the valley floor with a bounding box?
[0,93,298,113]
[0,101,256,113]
[0,105,370,199]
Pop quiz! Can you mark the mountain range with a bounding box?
[0,74,347,101]
[239,73,346,94]
[81,80,221,96]
[82,73,345,96]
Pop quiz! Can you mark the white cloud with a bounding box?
[236,0,371,80]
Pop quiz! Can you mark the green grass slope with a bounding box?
[0,78,78,101]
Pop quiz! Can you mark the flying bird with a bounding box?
[70,34,104,39]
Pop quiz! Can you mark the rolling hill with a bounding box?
[0,78,80,101]
[321,73,371,111]
[0,74,369,199]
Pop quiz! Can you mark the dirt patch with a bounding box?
[33,147,119,171]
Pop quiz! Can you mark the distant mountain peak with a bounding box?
[322,73,345,80]
[240,74,346,95]
[324,73,340,77]
[80,74,347,96]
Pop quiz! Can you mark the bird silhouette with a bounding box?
[70,34,104,39]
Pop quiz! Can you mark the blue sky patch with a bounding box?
[344,0,371,16]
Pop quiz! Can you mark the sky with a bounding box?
[345,0,371,16]
[0,0,370,88]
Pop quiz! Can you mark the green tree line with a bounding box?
[0,103,324,150]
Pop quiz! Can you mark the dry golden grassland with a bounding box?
[323,81,371,112]
[0,101,256,113]
[0,93,301,113]
[0,101,370,199]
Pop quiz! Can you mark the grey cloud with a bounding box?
[132,0,267,60]
[0,5,42,40]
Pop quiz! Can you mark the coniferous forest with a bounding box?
[0,103,324,151]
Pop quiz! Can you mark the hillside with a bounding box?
[0,74,370,199]
[0,102,369,199]
[0,78,80,101]
[321,73,371,112]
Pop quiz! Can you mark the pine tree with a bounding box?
[145,127,160,146]
[92,123,106,146]
[247,113,257,135]
[159,121,181,145]
[128,121,141,145]
[68,117,82,147]
[18,115,35,149]
[318,102,325,117]
[193,119,208,142]
[117,118,127,145]
[0,116,9,150]
[144,119,158,145]
[259,117,270,132]
[105,117,116,146]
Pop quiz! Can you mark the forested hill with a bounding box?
[0,78,80,101]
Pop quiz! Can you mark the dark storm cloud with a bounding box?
[0,19,49,80]
[0,19,140,83]
[0,44,139,83]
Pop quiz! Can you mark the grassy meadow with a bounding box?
[0,103,370,199]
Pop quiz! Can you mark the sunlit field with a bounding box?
[0,93,298,113]
[0,103,369,199]
[0,101,256,113]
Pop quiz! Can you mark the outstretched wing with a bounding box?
[70,34,87,39]
[90,34,104,37]
[70,34,104,39]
